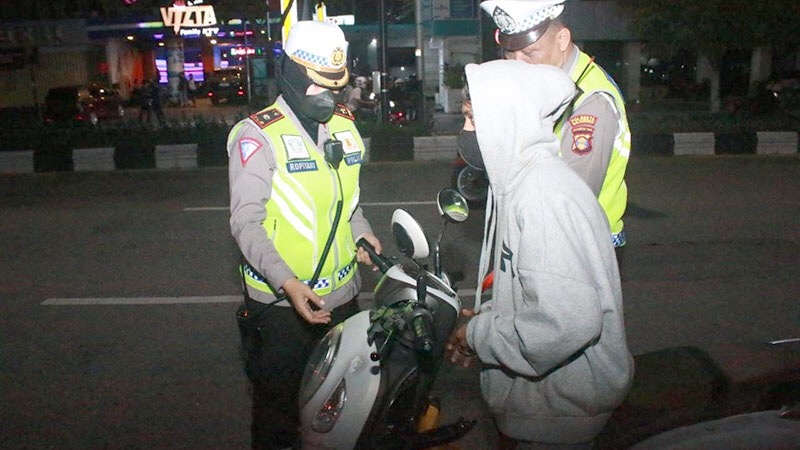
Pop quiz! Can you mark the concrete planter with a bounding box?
[673,132,715,156]
[756,131,798,155]
[0,150,34,174]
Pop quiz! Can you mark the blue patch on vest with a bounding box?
[344,154,362,166]
[286,160,319,173]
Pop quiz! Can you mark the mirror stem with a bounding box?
[434,222,448,277]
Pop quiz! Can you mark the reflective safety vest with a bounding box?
[556,50,631,245]
[244,103,366,296]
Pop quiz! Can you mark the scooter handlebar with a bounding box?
[411,310,434,353]
[356,237,392,273]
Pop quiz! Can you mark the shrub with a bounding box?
[193,118,231,167]
[112,124,155,170]
[33,128,73,172]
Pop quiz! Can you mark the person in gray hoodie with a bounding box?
[446,59,634,449]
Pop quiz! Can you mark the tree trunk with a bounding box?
[697,55,721,113]
[749,46,773,97]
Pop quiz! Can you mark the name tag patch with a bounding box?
[344,154,362,165]
[333,131,362,165]
[287,160,318,173]
[569,114,597,155]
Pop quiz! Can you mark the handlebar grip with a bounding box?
[411,311,434,353]
[356,237,392,273]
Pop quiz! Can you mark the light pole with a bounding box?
[415,0,425,125]
[378,0,389,123]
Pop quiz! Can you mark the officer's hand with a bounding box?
[283,278,331,325]
[356,233,382,271]
[445,309,477,368]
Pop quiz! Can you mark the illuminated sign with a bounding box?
[160,1,218,35]
[230,47,257,56]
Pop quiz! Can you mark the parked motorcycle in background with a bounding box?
[299,188,475,450]
[369,91,414,126]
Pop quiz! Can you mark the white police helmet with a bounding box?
[283,21,350,89]
[480,0,566,51]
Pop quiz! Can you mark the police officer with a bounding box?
[227,21,381,450]
[481,0,631,266]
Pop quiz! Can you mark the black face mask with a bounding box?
[298,89,336,122]
[457,129,484,171]
[277,55,337,123]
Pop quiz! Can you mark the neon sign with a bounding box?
[160,1,218,35]
[230,47,257,56]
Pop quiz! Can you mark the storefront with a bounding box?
[88,1,273,104]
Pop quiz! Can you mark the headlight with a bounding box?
[312,379,347,433]
[299,323,343,407]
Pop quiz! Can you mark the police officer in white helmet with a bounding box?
[480,0,631,268]
[227,20,382,449]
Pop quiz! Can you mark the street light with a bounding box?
[378,0,389,124]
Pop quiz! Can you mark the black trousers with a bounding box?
[243,297,359,450]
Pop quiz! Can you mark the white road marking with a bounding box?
[42,289,477,306]
[182,201,436,212]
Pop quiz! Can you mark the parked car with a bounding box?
[43,84,125,126]
[205,68,247,105]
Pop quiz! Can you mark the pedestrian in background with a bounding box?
[178,72,189,107]
[187,74,197,107]
[344,75,376,122]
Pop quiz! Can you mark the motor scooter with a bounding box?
[299,188,476,450]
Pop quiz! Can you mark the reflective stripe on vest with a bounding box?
[556,51,631,240]
[244,103,365,296]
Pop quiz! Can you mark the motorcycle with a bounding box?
[451,156,488,208]
[368,92,415,126]
[299,188,476,450]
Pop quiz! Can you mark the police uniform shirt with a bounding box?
[227,95,372,310]
[558,44,621,196]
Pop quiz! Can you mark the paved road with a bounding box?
[1,156,799,449]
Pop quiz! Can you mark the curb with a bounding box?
[1,132,797,175]
[633,131,798,156]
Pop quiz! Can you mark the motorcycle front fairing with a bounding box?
[300,264,462,450]
[299,310,381,450]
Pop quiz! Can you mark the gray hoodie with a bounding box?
[463,60,634,444]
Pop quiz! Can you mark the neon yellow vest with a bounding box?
[244,103,366,296]
[556,51,631,243]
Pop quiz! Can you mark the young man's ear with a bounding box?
[556,27,571,53]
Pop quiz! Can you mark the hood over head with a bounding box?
[464,60,575,195]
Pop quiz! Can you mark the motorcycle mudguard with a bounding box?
[300,310,381,450]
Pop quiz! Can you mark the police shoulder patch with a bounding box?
[332,104,355,121]
[569,114,597,155]
[250,108,284,128]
